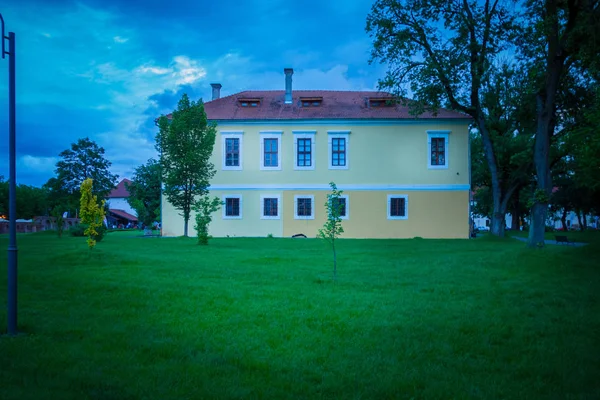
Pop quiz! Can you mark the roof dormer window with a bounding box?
[300,97,323,107]
[238,98,261,107]
[368,97,394,107]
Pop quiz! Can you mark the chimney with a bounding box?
[284,68,293,104]
[210,83,222,100]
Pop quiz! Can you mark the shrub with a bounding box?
[70,223,106,242]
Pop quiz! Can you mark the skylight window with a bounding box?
[368,97,394,107]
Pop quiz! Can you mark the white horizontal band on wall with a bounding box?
[207,184,470,191]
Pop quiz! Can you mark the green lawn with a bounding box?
[1,231,599,399]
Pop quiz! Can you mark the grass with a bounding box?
[1,231,599,399]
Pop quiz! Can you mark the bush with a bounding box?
[70,223,107,242]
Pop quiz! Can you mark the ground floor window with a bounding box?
[261,195,281,220]
[223,195,242,219]
[294,195,315,220]
[330,195,349,220]
[387,195,408,220]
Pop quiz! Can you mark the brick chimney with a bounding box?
[284,68,293,104]
[210,83,222,100]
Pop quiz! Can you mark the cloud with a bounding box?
[113,36,129,43]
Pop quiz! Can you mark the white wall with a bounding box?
[106,197,137,217]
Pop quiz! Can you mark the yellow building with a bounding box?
[162,69,472,239]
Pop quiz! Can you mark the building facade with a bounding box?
[162,70,472,239]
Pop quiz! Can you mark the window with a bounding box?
[293,131,316,170]
[387,195,408,220]
[221,131,243,170]
[294,195,315,220]
[328,131,350,170]
[300,97,323,107]
[260,131,283,170]
[427,131,450,169]
[238,98,261,107]
[225,138,239,167]
[223,195,242,219]
[330,194,349,220]
[261,195,281,220]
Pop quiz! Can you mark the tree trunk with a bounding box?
[511,212,519,231]
[183,217,189,237]
[576,210,583,231]
[561,208,568,231]
[583,214,588,230]
[478,121,505,237]
[332,241,337,281]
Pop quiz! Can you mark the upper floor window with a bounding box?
[260,131,283,171]
[294,195,315,220]
[238,98,261,107]
[427,131,450,169]
[328,131,350,170]
[293,131,316,171]
[223,195,242,219]
[221,131,243,171]
[300,97,323,107]
[387,195,408,220]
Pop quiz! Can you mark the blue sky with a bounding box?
[0,0,384,187]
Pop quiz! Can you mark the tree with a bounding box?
[318,182,345,280]
[193,196,222,245]
[519,0,600,247]
[366,0,520,237]
[156,94,217,237]
[79,178,106,249]
[55,137,118,199]
[126,159,161,227]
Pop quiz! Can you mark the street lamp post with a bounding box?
[1,13,18,336]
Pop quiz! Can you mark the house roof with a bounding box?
[197,90,470,121]
[107,178,132,198]
[108,209,138,222]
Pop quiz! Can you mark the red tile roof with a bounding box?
[200,90,470,121]
[107,178,132,198]
[108,209,137,221]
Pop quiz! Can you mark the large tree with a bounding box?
[156,94,217,237]
[126,158,161,227]
[519,0,600,246]
[366,0,520,237]
[54,137,118,198]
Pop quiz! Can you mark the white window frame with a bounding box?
[329,194,349,220]
[427,130,450,170]
[260,131,283,171]
[260,194,281,220]
[222,195,242,220]
[221,131,244,171]
[387,195,408,220]
[293,131,316,171]
[294,195,315,220]
[328,131,350,170]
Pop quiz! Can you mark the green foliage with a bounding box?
[79,178,106,249]
[318,182,345,279]
[156,94,217,237]
[55,137,119,198]
[193,196,222,245]
[51,206,65,238]
[126,159,162,227]
[69,223,106,242]
[0,176,51,219]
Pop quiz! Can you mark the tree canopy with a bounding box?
[156,94,217,237]
[126,158,161,227]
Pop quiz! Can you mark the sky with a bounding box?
[0,0,386,187]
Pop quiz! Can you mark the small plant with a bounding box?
[318,182,345,280]
[193,196,222,245]
[79,178,106,249]
[267,233,274,239]
[52,206,65,238]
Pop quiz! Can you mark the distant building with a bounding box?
[106,178,138,227]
